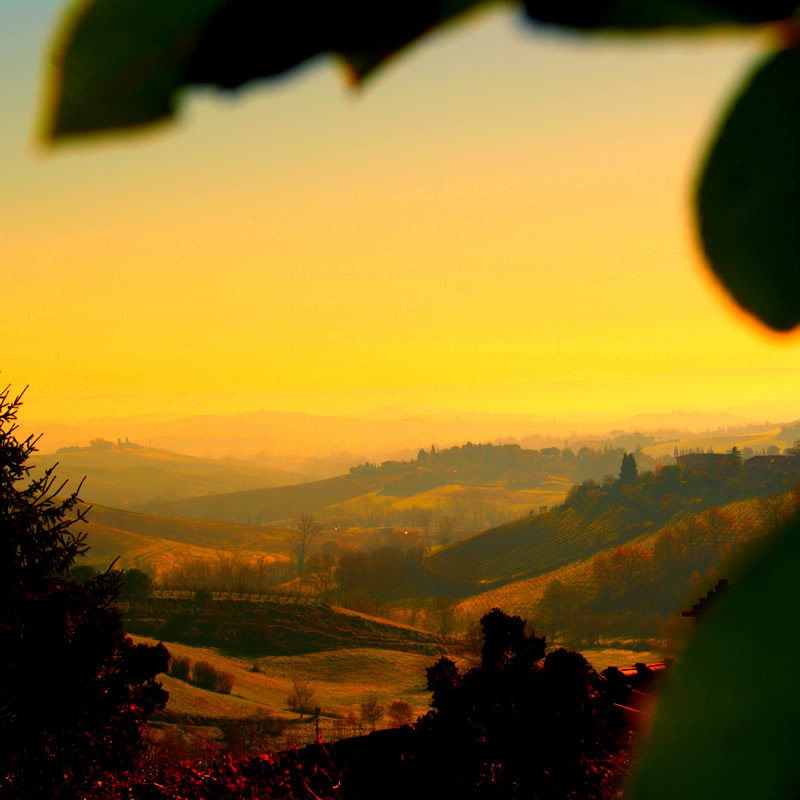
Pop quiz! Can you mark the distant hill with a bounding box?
[74,505,294,576]
[80,503,293,551]
[426,458,800,590]
[137,442,660,525]
[138,472,393,524]
[30,441,305,508]
[452,493,781,624]
[125,596,457,657]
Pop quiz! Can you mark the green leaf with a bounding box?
[43,0,496,143]
[522,0,799,31]
[696,48,800,332]
[338,0,495,85]
[627,511,800,800]
[43,0,230,141]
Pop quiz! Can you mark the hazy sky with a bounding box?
[4,3,799,424]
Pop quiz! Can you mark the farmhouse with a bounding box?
[744,454,800,476]
[676,452,740,477]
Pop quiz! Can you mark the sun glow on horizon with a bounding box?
[3,5,799,427]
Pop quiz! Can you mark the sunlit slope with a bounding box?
[641,427,785,459]
[79,504,294,552]
[426,503,641,587]
[321,479,571,524]
[137,472,395,523]
[77,521,284,576]
[30,445,305,508]
[133,636,436,721]
[452,495,779,622]
[125,597,456,656]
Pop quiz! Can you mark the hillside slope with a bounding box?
[79,504,294,551]
[124,597,457,657]
[31,444,304,508]
[452,494,779,623]
[427,466,800,589]
[427,500,657,588]
[138,472,393,524]
[78,521,288,576]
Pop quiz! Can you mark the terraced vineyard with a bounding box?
[453,493,793,624]
[124,597,459,657]
[427,502,649,587]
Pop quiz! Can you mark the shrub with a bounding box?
[193,587,213,605]
[169,656,191,681]
[191,661,234,694]
[215,670,235,695]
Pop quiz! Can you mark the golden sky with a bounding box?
[3,4,799,423]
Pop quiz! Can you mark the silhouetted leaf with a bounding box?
[523,0,798,30]
[44,0,491,142]
[697,48,800,331]
[44,0,230,140]
[628,512,800,799]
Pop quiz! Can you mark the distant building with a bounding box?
[744,454,800,476]
[676,452,740,477]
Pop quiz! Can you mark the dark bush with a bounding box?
[191,660,234,694]
[168,656,191,681]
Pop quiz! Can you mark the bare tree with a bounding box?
[290,513,320,575]
[287,678,316,718]
[359,695,385,730]
[431,595,456,636]
[436,514,456,547]
[308,551,338,597]
[387,700,413,727]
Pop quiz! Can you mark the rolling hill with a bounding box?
[452,494,782,624]
[426,499,659,588]
[30,442,305,508]
[137,472,393,524]
[426,463,800,591]
[72,504,296,577]
[134,441,653,526]
[124,596,457,657]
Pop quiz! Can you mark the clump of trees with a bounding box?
[159,553,292,597]
[537,494,799,644]
[191,660,235,694]
[0,386,168,799]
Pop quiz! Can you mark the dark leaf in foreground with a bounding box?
[44,0,489,142]
[697,48,800,331]
[628,511,800,799]
[523,0,799,31]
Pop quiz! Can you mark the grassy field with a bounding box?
[136,637,661,727]
[322,478,571,526]
[74,504,295,577]
[135,636,437,722]
[124,597,457,656]
[641,427,785,459]
[77,520,280,576]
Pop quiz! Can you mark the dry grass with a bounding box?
[136,636,437,722]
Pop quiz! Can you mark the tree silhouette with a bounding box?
[290,512,320,575]
[619,452,638,483]
[416,608,621,799]
[0,386,168,799]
